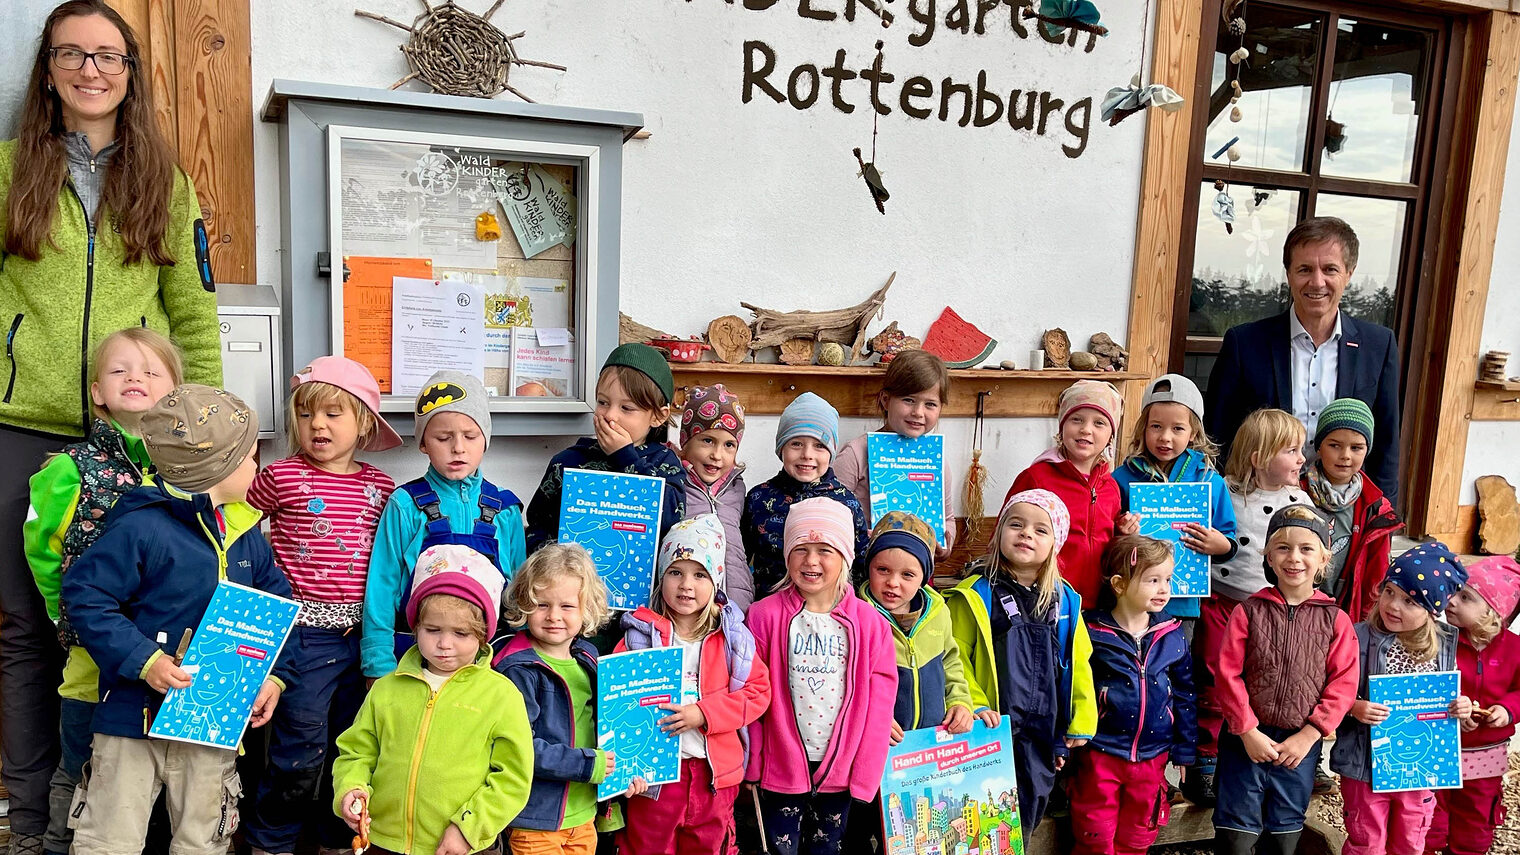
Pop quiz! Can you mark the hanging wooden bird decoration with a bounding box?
[853,41,890,215]
[1025,0,1108,40]
[1099,0,1183,126]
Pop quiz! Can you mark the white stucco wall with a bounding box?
[1460,98,1520,505]
[248,0,1151,506]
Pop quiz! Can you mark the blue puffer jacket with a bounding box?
[62,481,298,739]
[1113,448,1239,618]
[491,632,602,831]
[1084,609,1197,765]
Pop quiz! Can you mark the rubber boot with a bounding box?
[1258,830,1303,855]
[1214,828,1260,855]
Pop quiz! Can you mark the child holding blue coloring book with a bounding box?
[362,370,525,679]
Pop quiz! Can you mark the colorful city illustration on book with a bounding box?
[880,718,1023,855]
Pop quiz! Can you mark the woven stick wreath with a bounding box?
[356,0,566,101]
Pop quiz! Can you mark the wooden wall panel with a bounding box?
[106,0,253,284]
[1124,0,1204,424]
[1416,11,1520,537]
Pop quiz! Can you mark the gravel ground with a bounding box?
[1150,755,1520,854]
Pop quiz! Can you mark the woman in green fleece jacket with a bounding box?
[0,4,222,849]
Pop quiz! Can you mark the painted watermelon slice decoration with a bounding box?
[922,307,997,368]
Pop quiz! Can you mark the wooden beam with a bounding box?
[1124,0,1204,425]
[1416,11,1520,537]
[105,0,177,149]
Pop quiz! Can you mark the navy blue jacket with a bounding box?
[61,481,298,739]
[1205,310,1400,505]
[492,632,602,831]
[742,469,870,595]
[525,438,686,555]
[1084,609,1197,765]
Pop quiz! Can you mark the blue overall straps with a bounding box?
[392,477,519,657]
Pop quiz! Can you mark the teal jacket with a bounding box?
[0,140,222,437]
[361,467,526,677]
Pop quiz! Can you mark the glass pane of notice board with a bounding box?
[327,126,596,413]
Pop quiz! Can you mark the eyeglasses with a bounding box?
[48,48,132,75]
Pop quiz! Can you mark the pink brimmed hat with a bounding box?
[292,356,402,451]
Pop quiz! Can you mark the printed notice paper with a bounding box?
[1370,671,1462,793]
[510,328,575,398]
[1129,482,1212,597]
[867,433,946,546]
[596,647,682,800]
[390,277,486,397]
[341,256,434,393]
[149,581,300,750]
[879,717,1023,855]
[558,470,665,611]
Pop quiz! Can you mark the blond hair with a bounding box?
[415,593,489,647]
[285,381,378,457]
[776,545,853,602]
[1264,505,1333,585]
[1225,409,1305,492]
[1467,604,1505,649]
[502,543,611,636]
[90,328,184,421]
[1125,402,1220,465]
[982,501,1063,614]
[1370,595,1444,663]
[654,559,723,640]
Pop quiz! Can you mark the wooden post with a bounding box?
[1123,0,1204,424]
[1415,10,1520,543]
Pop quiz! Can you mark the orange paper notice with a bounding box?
[342,256,433,393]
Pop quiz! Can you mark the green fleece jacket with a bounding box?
[333,646,534,854]
[0,140,222,437]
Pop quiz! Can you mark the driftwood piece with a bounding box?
[706,315,753,364]
[1476,475,1520,555]
[1089,333,1129,371]
[1043,328,1071,368]
[620,312,672,345]
[742,272,896,364]
[779,338,816,366]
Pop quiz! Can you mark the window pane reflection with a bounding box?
[1189,182,1302,337]
[1321,19,1431,183]
[1311,194,1406,330]
[1205,8,1323,173]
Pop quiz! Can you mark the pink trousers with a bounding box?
[1425,776,1505,855]
[1341,777,1436,855]
[1069,750,1171,855]
[618,758,738,855]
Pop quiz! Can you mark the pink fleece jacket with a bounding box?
[743,585,898,800]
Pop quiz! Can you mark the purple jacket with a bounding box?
[743,585,897,800]
[681,461,753,612]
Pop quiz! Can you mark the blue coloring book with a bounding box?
[867,433,946,546]
[558,469,665,611]
[1129,482,1212,597]
[879,717,1023,855]
[596,647,682,800]
[1370,671,1462,792]
[149,580,300,750]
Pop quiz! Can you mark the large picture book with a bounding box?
[558,469,665,611]
[867,433,946,546]
[1128,482,1212,597]
[879,717,1023,855]
[596,647,682,800]
[1370,671,1463,793]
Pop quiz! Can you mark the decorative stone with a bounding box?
[1230,47,1250,64]
[867,321,921,363]
[1070,351,1099,371]
[1089,333,1129,371]
[1477,475,1520,555]
[817,342,846,366]
[706,315,753,364]
[1230,106,1243,123]
[1227,145,1242,162]
[1000,360,1019,370]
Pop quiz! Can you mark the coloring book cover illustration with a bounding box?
[1128,482,1212,597]
[149,581,300,750]
[558,469,665,611]
[867,433,946,546]
[879,717,1023,855]
[596,647,682,800]
[1370,671,1462,793]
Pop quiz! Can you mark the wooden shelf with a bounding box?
[669,362,1149,418]
[1473,379,1520,421]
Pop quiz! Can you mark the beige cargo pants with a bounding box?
[69,734,241,855]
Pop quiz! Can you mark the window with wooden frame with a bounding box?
[1171,0,1459,501]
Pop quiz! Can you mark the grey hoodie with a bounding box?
[62,131,116,229]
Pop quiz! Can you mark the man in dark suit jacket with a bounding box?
[1205,217,1401,505]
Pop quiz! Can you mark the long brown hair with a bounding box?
[6,0,180,265]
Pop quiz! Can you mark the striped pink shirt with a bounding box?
[247,456,396,626]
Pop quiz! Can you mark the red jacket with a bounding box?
[614,606,771,790]
[1302,473,1403,622]
[1457,629,1520,748]
[1008,449,1124,607]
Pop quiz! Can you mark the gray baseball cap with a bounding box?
[1141,373,1205,420]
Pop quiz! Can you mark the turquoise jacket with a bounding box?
[361,467,526,677]
[0,140,222,437]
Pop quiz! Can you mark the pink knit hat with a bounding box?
[1465,556,1520,621]
[999,489,1071,553]
[784,497,857,567]
[1058,380,1123,430]
[406,544,506,638]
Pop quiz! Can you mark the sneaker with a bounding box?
[1180,764,1217,807]
[9,834,44,855]
[1313,768,1339,795]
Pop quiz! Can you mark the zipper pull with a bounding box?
[89,157,96,174]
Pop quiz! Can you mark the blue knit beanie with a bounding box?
[1315,398,1375,450]
[776,392,840,457]
[1385,541,1468,615]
